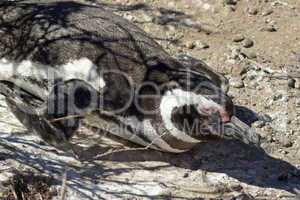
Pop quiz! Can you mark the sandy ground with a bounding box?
[0,0,300,199]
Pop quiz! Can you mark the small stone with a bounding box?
[259,114,272,123]
[262,9,273,16]
[248,7,258,15]
[185,41,195,49]
[123,14,136,22]
[288,78,296,88]
[232,65,248,76]
[252,120,266,128]
[281,137,293,148]
[230,77,244,88]
[183,172,189,178]
[195,41,209,49]
[261,24,277,32]
[224,0,237,5]
[233,35,245,42]
[142,13,154,23]
[273,93,283,101]
[242,38,254,48]
[295,79,300,89]
[242,50,257,59]
[230,183,243,191]
[296,99,300,107]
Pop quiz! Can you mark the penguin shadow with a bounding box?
[76,105,300,195]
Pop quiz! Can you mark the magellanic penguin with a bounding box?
[0,1,260,153]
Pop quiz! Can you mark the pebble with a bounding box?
[273,93,283,101]
[241,50,257,59]
[252,120,266,128]
[259,114,273,123]
[295,79,300,89]
[185,41,195,49]
[262,9,273,16]
[224,0,237,5]
[183,172,189,178]
[242,38,254,48]
[230,77,245,88]
[288,78,296,88]
[230,46,242,60]
[295,99,300,107]
[142,13,154,23]
[195,41,209,49]
[123,14,136,22]
[280,137,293,148]
[232,65,248,76]
[233,35,245,42]
[261,24,277,32]
[248,7,258,15]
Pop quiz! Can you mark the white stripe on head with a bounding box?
[160,88,221,143]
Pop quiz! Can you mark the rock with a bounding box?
[273,93,283,101]
[183,172,189,178]
[261,24,277,32]
[248,7,258,15]
[295,79,300,89]
[185,41,195,49]
[280,137,293,148]
[229,46,242,60]
[241,50,257,59]
[233,35,245,42]
[295,98,300,107]
[232,65,248,76]
[288,78,296,88]
[262,9,273,16]
[195,41,209,49]
[141,13,154,23]
[242,38,254,48]
[252,120,266,128]
[123,14,136,22]
[224,0,237,5]
[259,114,273,123]
[230,77,245,88]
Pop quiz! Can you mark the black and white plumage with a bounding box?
[0,1,260,153]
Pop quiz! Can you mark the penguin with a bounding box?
[0,1,260,153]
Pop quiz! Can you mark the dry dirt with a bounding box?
[0,0,300,199]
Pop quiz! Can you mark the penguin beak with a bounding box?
[222,116,260,147]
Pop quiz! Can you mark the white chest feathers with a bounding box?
[0,58,106,91]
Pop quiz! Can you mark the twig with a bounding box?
[50,114,84,122]
[60,169,68,200]
[93,130,170,159]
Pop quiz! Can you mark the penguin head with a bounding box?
[159,83,233,139]
[159,75,259,146]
